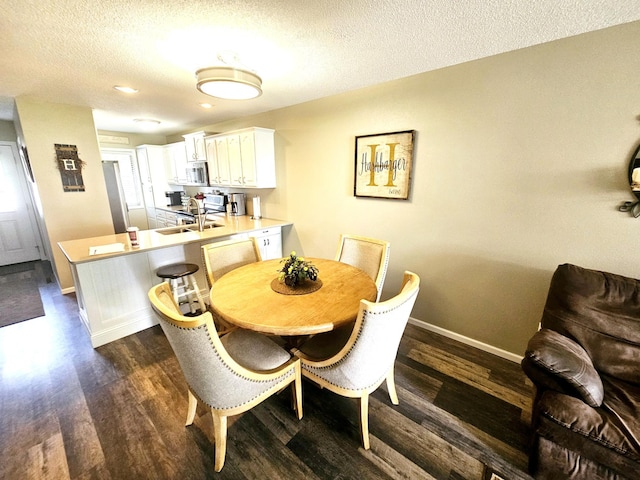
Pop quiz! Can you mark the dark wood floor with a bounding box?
[0,262,534,479]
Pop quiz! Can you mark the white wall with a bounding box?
[191,21,640,356]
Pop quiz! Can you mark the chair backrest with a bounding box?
[148,282,279,409]
[201,237,262,288]
[541,263,640,383]
[335,234,390,301]
[307,271,419,390]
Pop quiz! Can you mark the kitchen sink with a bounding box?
[155,222,224,235]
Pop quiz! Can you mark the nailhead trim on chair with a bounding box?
[163,321,293,410]
[302,309,398,391]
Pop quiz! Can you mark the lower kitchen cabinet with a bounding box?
[249,226,282,260]
[146,207,158,229]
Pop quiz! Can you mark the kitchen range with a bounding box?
[161,191,246,225]
[166,192,245,215]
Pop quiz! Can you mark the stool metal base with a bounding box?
[157,263,206,315]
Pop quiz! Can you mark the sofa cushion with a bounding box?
[537,382,640,469]
[524,328,604,407]
[540,264,640,384]
[535,436,631,480]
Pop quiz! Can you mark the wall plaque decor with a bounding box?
[354,130,414,199]
[98,134,129,145]
[55,144,86,192]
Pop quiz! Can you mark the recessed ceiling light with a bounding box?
[114,85,139,93]
[199,103,213,109]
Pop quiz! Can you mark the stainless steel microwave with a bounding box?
[187,163,207,185]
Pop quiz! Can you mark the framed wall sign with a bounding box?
[354,130,414,199]
[55,143,86,192]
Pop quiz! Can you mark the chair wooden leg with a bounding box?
[360,392,370,450]
[186,390,197,426]
[386,367,399,405]
[294,363,303,420]
[211,411,228,472]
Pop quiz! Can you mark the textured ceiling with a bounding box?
[1,0,639,135]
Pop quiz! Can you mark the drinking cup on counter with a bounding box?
[126,226,139,247]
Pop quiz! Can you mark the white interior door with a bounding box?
[0,143,41,265]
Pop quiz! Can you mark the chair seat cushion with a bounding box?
[524,328,604,407]
[297,322,354,360]
[537,377,640,468]
[221,328,291,371]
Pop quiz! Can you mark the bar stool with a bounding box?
[156,263,206,315]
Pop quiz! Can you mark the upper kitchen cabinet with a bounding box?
[205,127,276,188]
[164,141,189,184]
[183,131,209,162]
[205,135,232,186]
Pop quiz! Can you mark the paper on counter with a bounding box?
[89,243,125,255]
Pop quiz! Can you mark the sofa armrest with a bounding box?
[522,328,604,407]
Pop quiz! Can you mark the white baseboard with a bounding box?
[408,317,523,364]
[78,307,158,348]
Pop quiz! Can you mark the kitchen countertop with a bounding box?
[58,214,291,265]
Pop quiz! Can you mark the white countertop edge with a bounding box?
[58,216,291,265]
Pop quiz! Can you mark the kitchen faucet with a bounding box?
[187,197,206,232]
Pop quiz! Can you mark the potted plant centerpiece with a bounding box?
[278,251,319,287]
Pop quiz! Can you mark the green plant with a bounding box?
[278,251,319,287]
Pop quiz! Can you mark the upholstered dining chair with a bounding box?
[335,234,390,301]
[292,271,419,449]
[148,282,303,472]
[201,237,262,333]
[201,237,262,289]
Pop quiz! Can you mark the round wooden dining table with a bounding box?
[209,258,377,336]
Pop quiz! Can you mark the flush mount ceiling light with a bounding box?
[195,66,262,100]
[114,85,139,93]
[133,118,161,129]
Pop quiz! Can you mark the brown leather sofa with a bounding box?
[521,263,640,479]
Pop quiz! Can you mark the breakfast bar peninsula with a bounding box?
[58,215,291,347]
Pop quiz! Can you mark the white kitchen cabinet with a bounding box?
[155,209,167,228]
[204,127,275,188]
[165,211,178,226]
[164,141,189,184]
[249,226,282,260]
[183,131,208,162]
[205,135,231,185]
[146,208,158,229]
